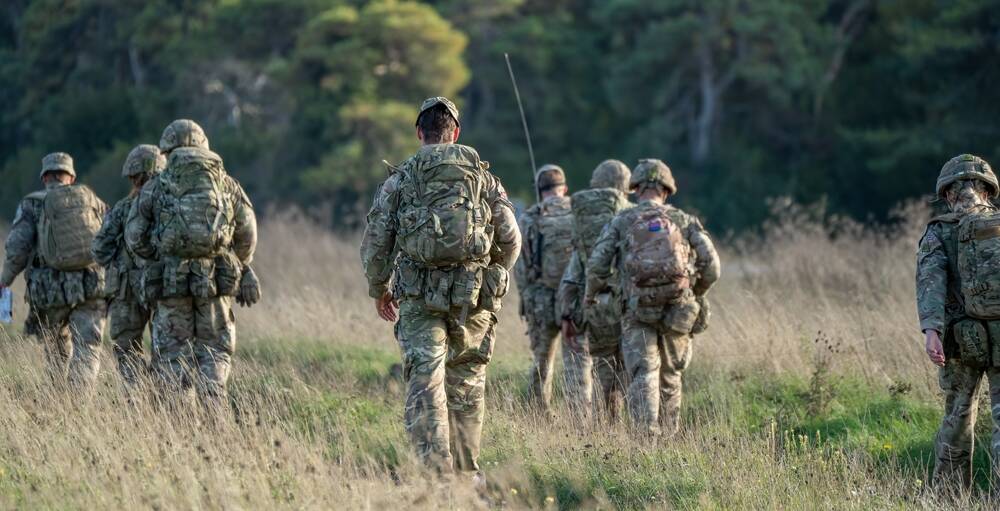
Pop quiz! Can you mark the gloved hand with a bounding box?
[236,265,261,307]
[691,295,711,334]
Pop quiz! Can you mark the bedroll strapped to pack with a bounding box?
[623,208,690,307]
[38,185,103,271]
[156,148,234,259]
[397,144,494,267]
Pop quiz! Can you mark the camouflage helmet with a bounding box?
[937,154,999,198]
[629,158,677,195]
[122,144,166,178]
[39,152,76,178]
[536,164,567,191]
[590,159,631,191]
[416,96,460,127]
[159,119,209,153]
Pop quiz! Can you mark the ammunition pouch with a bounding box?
[27,266,106,309]
[479,264,509,313]
[951,318,1000,369]
[395,259,494,314]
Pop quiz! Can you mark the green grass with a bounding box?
[223,339,992,509]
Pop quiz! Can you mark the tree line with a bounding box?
[2,0,998,231]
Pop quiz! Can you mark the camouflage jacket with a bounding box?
[92,195,144,298]
[585,200,720,301]
[0,182,108,287]
[514,195,572,292]
[360,144,521,299]
[124,169,257,267]
[915,208,991,335]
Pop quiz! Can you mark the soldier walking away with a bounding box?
[514,164,585,415]
[0,152,108,388]
[586,159,720,437]
[92,145,165,388]
[125,120,259,409]
[917,154,1000,491]
[360,97,521,479]
[559,160,633,420]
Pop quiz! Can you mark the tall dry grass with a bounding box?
[0,200,968,509]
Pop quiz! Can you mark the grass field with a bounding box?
[0,202,998,509]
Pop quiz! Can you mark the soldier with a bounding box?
[586,159,719,437]
[559,160,634,419]
[360,97,521,478]
[514,164,585,415]
[0,152,108,388]
[125,120,259,408]
[92,145,165,387]
[917,154,1000,490]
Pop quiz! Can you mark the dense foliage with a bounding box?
[2,0,999,229]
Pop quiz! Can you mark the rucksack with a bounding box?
[155,147,235,259]
[532,197,574,288]
[957,211,1000,319]
[396,144,493,267]
[571,188,623,260]
[38,185,103,271]
[623,206,690,305]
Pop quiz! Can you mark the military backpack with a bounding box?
[530,197,574,288]
[623,207,691,307]
[571,188,622,260]
[38,185,103,271]
[957,211,1000,319]
[396,144,493,267]
[155,147,235,259]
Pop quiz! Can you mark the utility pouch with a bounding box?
[189,258,217,298]
[479,265,509,313]
[214,253,241,297]
[425,270,454,312]
[83,266,106,300]
[396,263,425,298]
[62,271,86,306]
[451,266,482,309]
[162,259,191,299]
[664,297,700,335]
[628,294,662,325]
[954,319,990,369]
[586,292,623,338]
[141,262,164,304]
[27,271,48,309]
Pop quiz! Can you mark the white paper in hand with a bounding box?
[0,287,12,324]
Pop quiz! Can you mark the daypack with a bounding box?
[396,144,493,267]
[38,185,103,271]
[532,197,574,288]
[571,188,623,260]
[155,147,235,259]
[623,207,690,306]
[957,211,1000,319]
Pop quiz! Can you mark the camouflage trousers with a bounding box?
[932,360,1000,489]
[27,298,107,389]
[397,299,496,474]
[586,331,626,420]
[621,317,693,437]
[151,295,235,408]
[524,286,591,415]
[108,296,151,386]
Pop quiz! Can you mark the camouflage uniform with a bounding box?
[92,145,166,386]
[586,160,720,436]
[361,98,520,474]
[916,154,1000,488]
[0,153,108,388]
[125,121,258,406]
[515,167,587,414]
[558,160,634,418]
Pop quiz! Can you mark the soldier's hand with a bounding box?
[562,319,586,354]
[375,292,398,322]
[924,329,946,367]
